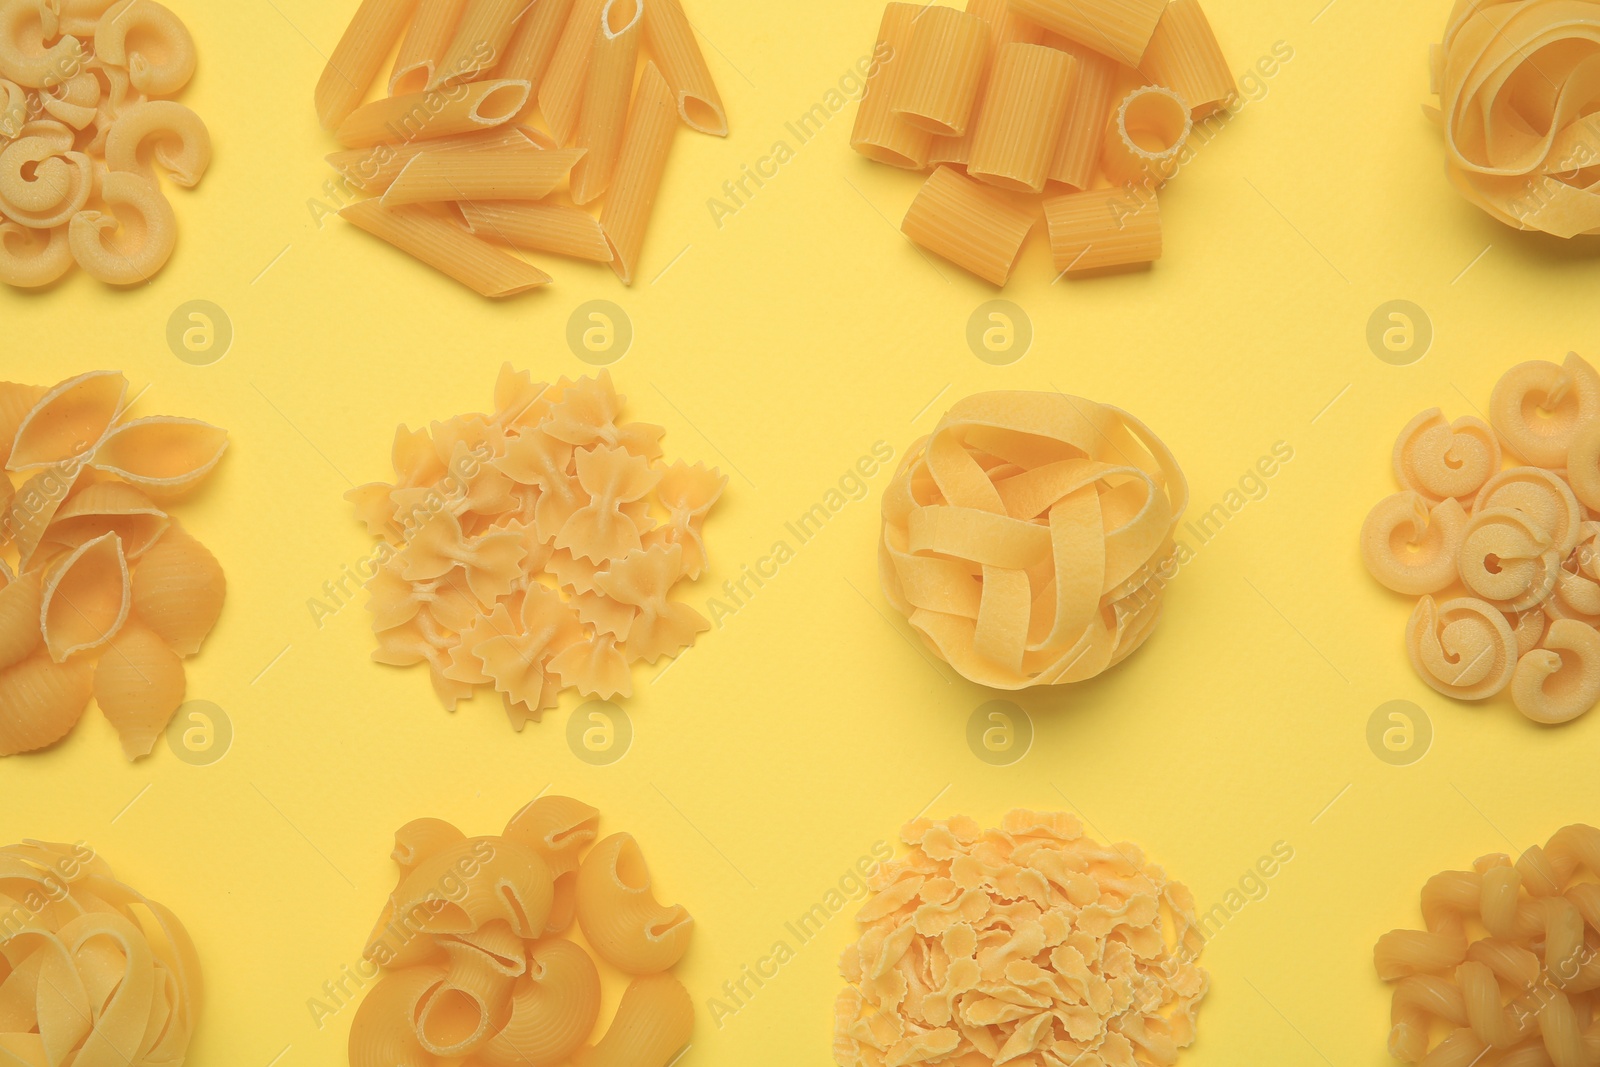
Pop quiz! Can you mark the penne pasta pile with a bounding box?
[317,0,727,297]
[852,0,1235,285]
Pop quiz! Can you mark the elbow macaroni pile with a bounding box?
[318,0,726,296]
[1361,353,1600,726]
[0,371,227,760]
[834,811,1208,1067]
[850,0,1236,285]
[349,797,694,1067]
[0,0,210,288]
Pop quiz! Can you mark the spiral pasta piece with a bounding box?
[1393,408,1501,504]
[0,219,73,287]
[0,0,88,88]
[1458,508,1561,612]
[94,0,195,95]
[1474,467,1583,559]
[575,833,694,974]
[0,75,24,136]
[1407,595,1519,700]
[1361,491,1467,595]
[104,99,211,186]
[69,169,176,284]
[0,134,93,228]
[1510,618,1600,724]
[1491,355,1600,469]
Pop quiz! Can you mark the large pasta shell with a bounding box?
[44,481,169,558]
[0,382,48,467]
[4,466,82,568]
[95,623,185,760]
[88,416,228,500]
[0,652,94,756]
[0,569,42,671]
[7,370,126,473]
[41,531,130,662]
[475,939,601,1067]
[131,521,223,656]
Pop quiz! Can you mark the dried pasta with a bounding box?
[348,797,693,1067]
[1102,84,1191,188]
[890,5,991,138]
[390,0,469,94]
[104,100,212,186]
[460,200,614,262]
[316,0,421,129]
[1364,354,1600,724]
[40,531,130,661]
[928,0,1046,168]
[968,42,1076,193]
[1374,826,1600,1064]
[69,170,178,285]
[1006,0,1166,65]
[642,0,727,136]
[601,60,676,285]
[334,78,530,148]
[540,0,607,146]
[432,0,522,88]
[350,366,718,725]
[95,0,197,95]
[326,126,545,195]
[1044,185,1162,273]
[880,390,1187,688]
[834,810,1208,1067]
[1140,0,1235,116]
[340,199,552,296]
[95,621,185,758]
[380,145,585,206]
[0,841,202,1060]
[570,0,643,206]
[902,165,1036,286]
[494,0,574,90]
[851,4,934,170]
[576,833,694,973]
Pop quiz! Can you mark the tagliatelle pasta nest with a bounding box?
[880,390,1186,689]
[349,365,721,724]
[834,811,1208,1067]
[0,840,203,1064]
[0,371,227,760]
[1430,0,1600,238]
[0,0,210,288]
[348,797,694,1067]
[1361,353,1600,726]
[1373,824,1600,1065]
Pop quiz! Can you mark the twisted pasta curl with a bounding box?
[0,217,71,286]
[1375,827,1600,1065]
[0,0,88,89]
[0,132,92,227]
[0,840,202,1065]
[1406,595,1518,700]
[880,391,1187,689]
[1361,492,1467,595]
[68,169,174,283]
[93,0,193,96]
[1431,0,1600,237]
[1491,354,1600,469]
[1394,408,1501,504]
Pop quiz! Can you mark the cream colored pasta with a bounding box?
[57,0,123,37]
[94,621,185,759]
[433,0,522,87]
[0,76,25,136]
[381,144,585,207]
[69,170,178,285]
[0,0,88,89]
[1044,185,1162,273]
[41,530,129,661]
[582,975,694,1067]
[600,61,676,284]
[902,164,1036,285]
[494,0,573,89]
[576,833,694,974]
[1458,507,1561,613]
[1361,491,1467,596]
[460,200,614,262]
[326,126,544,195]
[41,70,100,129]
[341,199,552,296]
[0,135,93,228]
[1490,354,1600,468]
[88,415,230,499]
[1406,595,1518,700]
[1103,84,1192,187]
[968,42,1077,193]
[131,518,225,656]
[0,220,74,287]
[1511,618,1600,725]
[642,0,726,135]
[95,0,196,95]
[890,5,991,138]
[1392,408,1500,504]
[390,0,468,94]
[539,0,606,146]
[572,0,643,206]
[850,4,933,169]
[1141,0,1234,115]
[1474,466,1582,558]
[104,100,211,186]
[335,78,530,148]
[1006,0,1165,65]
[316,0,420,129]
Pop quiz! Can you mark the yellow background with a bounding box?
[7,0,1600,1063]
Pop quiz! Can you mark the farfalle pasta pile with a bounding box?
[880,390,1187,689]
[834,811,1208,1067]
[350,366,721,724]
[1373,824,1600,1065]
[1429,0,1600,238]
[1361,353,1600,726]
[0,371,227,759]
[0,840,203,1064]
[0,0,211,288]
[349,796,694,1067]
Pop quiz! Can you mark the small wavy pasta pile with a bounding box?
[0,0,210,288]
[0,840,203,1064]
[834,811,1208,1067]
[880,390,1187,689]
[1361,353,1600,726]
[0,370,228,759]
[351,365,722,726]
[350,796,694,1067]
[1429,0,1600,238]
[1373,825,1600,1066]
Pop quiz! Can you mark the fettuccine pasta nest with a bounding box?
[880,391,1187,689]
[1430,0,1600,237]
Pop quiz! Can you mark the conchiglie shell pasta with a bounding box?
[7,467,82,570]
[94,622,185,759]
[574,973,693,1067]
[1360,492,1467,596]
[1510,619,1600,725]
[130,520,224,656]
[576,833,693,974]
[476,938,601,1067]
[44,480,169,559]
[68,170,178,285]
[41,531,130,661]
[1490,354,1600,468]
[0,651,93,756]
[89,415,229,499]
[0,381,47,466]
[348,965,446,1067]
[7,369,125,472]
[0,569,41,670]
[95,0,197,96]
[105,100,212,187]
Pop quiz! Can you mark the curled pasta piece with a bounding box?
[41,530,129,661]
[94,620,184,759]
[1507,607,1547,656]
[575,832,694,974]
[348,965,445,1067]
[0,650,93,755]
[0,135,93,228]
[576,974,693,1067]
[68,169,177,284]
[43,480,169,557]
[503,795,600,935]
[57,0,122,37]
[0,75,24,136]
[1458,508,1561,612]
[88,414,229,498]
[477,939,601,1067]
[0,0,88,88]
[104,99,211,186]
[1490,354,1600,468]
[0,219,73,287]
[130,519,224,656]
[391,837,554,939]
[94,0,196,96]
[392,817,466,874]
[1474,467,1583,559]
[7,367,125,471]
[1406,596,1518,701]
[1510,619,1600,725]
[1567,420,1600,512]
[1393,409,1500,504]
[1388,975,1467,1062]
[0,568,41,669]
[1360,491,1466,595]
[41,68,99,128]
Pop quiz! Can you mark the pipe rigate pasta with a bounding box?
[575,832,694,974]
[580,974,695,1067]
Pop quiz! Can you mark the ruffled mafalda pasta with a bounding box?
[1374,825,1600,1065]
[1362,353,1600,725]
[880,390,1186,689]
[349,365,721,729]
[1430,0,1600,237]
[346,796,693,1067]
[0,840,203,1065]
[0,0,210,289]
[834,810,1208,1067]
[0,370,227,758]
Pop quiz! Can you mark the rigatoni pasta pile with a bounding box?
[349,796,694,1067]
[851,0,1235,285]
[0,371,227,760]
[834,810,1209,1067]
[1361,354,1600,726]
[880,390,1187,688]
[350,365,721,724]
[0,840,203,1065]
[1373,824,1600,1066]
[317,0,726,296]
[0,0,211,288]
